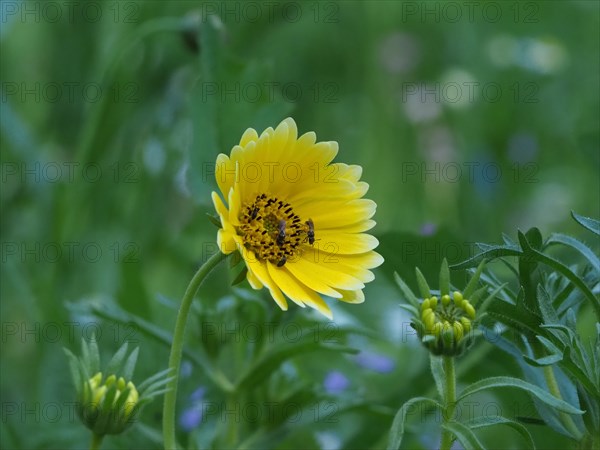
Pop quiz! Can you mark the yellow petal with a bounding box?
[241,247,288,311]
[293,247,365,291]
[313,232,379,254]
[267,262,333,318]
[217,229,236,254]
[298,199,376,228]
[239,127,259,146]
[284,259,343,298]
[266,262,306,308]
[337,289,365,304]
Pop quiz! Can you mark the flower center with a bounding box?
[237,194,312,266]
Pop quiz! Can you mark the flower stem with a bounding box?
[162,251,229,450]
[542,365,582,441]
[90,433,103,450]
[440,356,457,450]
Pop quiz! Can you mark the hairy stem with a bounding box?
[440,356,457,450]
[162,251,229,450]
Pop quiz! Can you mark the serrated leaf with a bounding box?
[464,416,535,449]
[442,421,486,450]
[457,376,584,414]
[537,285,559,324]
[523,353,563,367]
[387,397,442,450]
[546,233,600,272]
[517,240,600,319]
[415,267,431,299]
[486,299,542,336]
[394,272,420,308]
[451,246,522,270]
[572,211,600,236]
[439,258,450,296]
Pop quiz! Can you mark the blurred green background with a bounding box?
[1,1,599,449]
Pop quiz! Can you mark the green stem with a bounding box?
[225,393,239,448]
[162,251,229,450]
[90,433,103,450]
[440,356,457,450]
[543,365,583,440]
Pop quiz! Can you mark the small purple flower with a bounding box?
[179,407,202,432]
[354,352,395,374]
[190,387,206,402]
[324,371,350,394]
[420,222,437,236]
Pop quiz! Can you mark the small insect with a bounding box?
[250,206,259,220]
[306,218,315,245]
[276,219,286,246]
[277,255,287,267]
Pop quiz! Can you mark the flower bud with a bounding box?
[79,372,140,435]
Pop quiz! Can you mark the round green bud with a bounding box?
[441,294,451,306]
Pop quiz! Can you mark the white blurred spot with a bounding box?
[439,68,478,110]
[378,32,421,74]
[487,34,518,68]
[143,137,166,175]
[316,431,342,450]
[402,84,442,123]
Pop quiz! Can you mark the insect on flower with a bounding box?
[277,219,286,246]
[211,117,383,319]
[306,218,315,245]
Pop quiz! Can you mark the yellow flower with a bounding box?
[212,118,383,319]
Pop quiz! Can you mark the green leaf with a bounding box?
[63,348,83,394]
[537,285,559,324]
[430,355,445,399]
[387,397,442,450]
[451,246,522,270]
[394,272,420,308]
[523,353,563,367]
[518,234,600,319]
[87,335,100,374]
[415,267,431,299]
[439,258,450,296]
[525,227,543,250]
[206,213,222,228]
[106,342,129,376]
[458,376,584,414]
[80,336,91,370]
[486,299,542,336]
[463,259,487,299]
[235,342,358,392]
[138,368,173,393]
[572,211,600,236]
[122,347,139,380]
[464,416,535,450]
[441,421,486,450]
[476,284,506,316]
[231,265,248,286]
[546,233,600,272]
